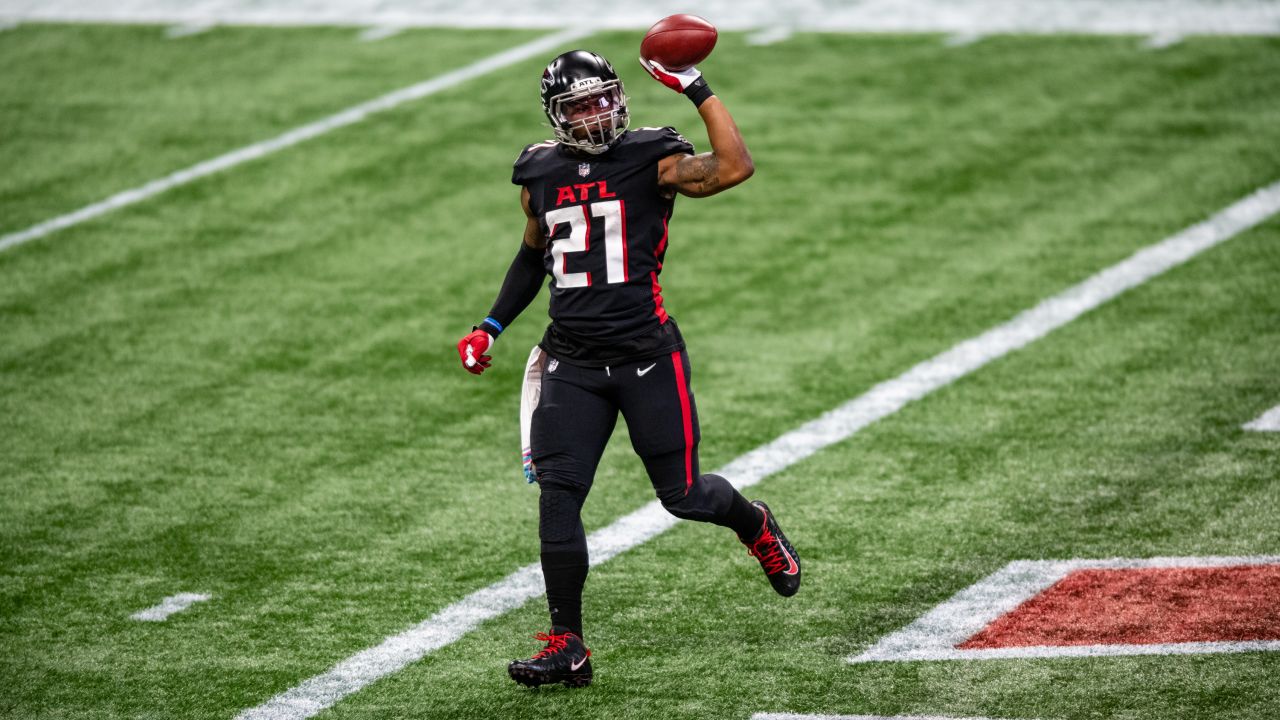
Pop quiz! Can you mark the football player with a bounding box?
[457,50,801,689]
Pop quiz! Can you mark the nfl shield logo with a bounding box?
[578,162,591,177]
[548,358,559,373]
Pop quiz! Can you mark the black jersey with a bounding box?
[512,127,695,367]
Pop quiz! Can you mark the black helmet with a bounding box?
[540,50,630,155]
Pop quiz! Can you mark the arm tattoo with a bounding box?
[677,153,722,194]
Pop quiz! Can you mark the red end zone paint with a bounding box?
[959,565,1280,649]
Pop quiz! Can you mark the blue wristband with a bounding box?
[480,317,504,336]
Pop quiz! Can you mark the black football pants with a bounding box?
[530,348,762,638]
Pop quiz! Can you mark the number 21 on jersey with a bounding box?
[544,200,628,288]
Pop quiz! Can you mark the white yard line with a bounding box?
[236,180,1280,718]
[710,181,1280,496]
[849,555,1280,662]
[131,592,212,621]
[0,27,592,254]
[1243,404,1280,431]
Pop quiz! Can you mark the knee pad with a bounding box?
[539,488,585,544]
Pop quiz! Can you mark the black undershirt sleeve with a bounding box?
[485,242,546,334]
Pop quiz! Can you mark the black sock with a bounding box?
[724,487,765,540]
[541,549,588,638]
[692,473,764,539]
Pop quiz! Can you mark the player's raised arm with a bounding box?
[455,187,547,375]
[641,59,754,198]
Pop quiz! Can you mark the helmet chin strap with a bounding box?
[572,141,613,156]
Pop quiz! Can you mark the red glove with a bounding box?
[638,57,703,93]
[457,328,494,375]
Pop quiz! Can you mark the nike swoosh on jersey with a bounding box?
[636,363,657,377]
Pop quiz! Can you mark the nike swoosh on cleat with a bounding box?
[774,540,799,575]
[782,552,799,575]
[570,656,588,671]
[636,363,657,377]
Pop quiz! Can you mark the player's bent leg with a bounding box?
[645,459,801,597]
[620,350,763,536]
[649,465,759,534]
[620,349,799,595]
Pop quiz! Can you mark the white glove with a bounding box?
[639,57,703,93]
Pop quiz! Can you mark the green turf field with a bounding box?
[2,22,1279,720]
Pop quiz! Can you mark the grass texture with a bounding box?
[2,24,1279,720]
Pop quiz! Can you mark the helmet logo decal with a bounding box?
[569,76,603,91]
[578,163,591,177]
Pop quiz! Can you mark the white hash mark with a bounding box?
[131,592,212,621]
[1243,404,1280,431]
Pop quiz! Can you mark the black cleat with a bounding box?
[741,501,801,597]
[507,628,593,688]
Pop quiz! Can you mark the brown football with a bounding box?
[640,14,718,72]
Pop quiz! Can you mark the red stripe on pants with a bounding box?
[670,350,694,494]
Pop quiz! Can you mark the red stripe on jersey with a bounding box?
[581,203,593,286]
[650,209,669,322]
[670,350,694,494]
[655,212,669,268]
[650,271,668,323]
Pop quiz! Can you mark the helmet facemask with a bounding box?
[546,78,629,155]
